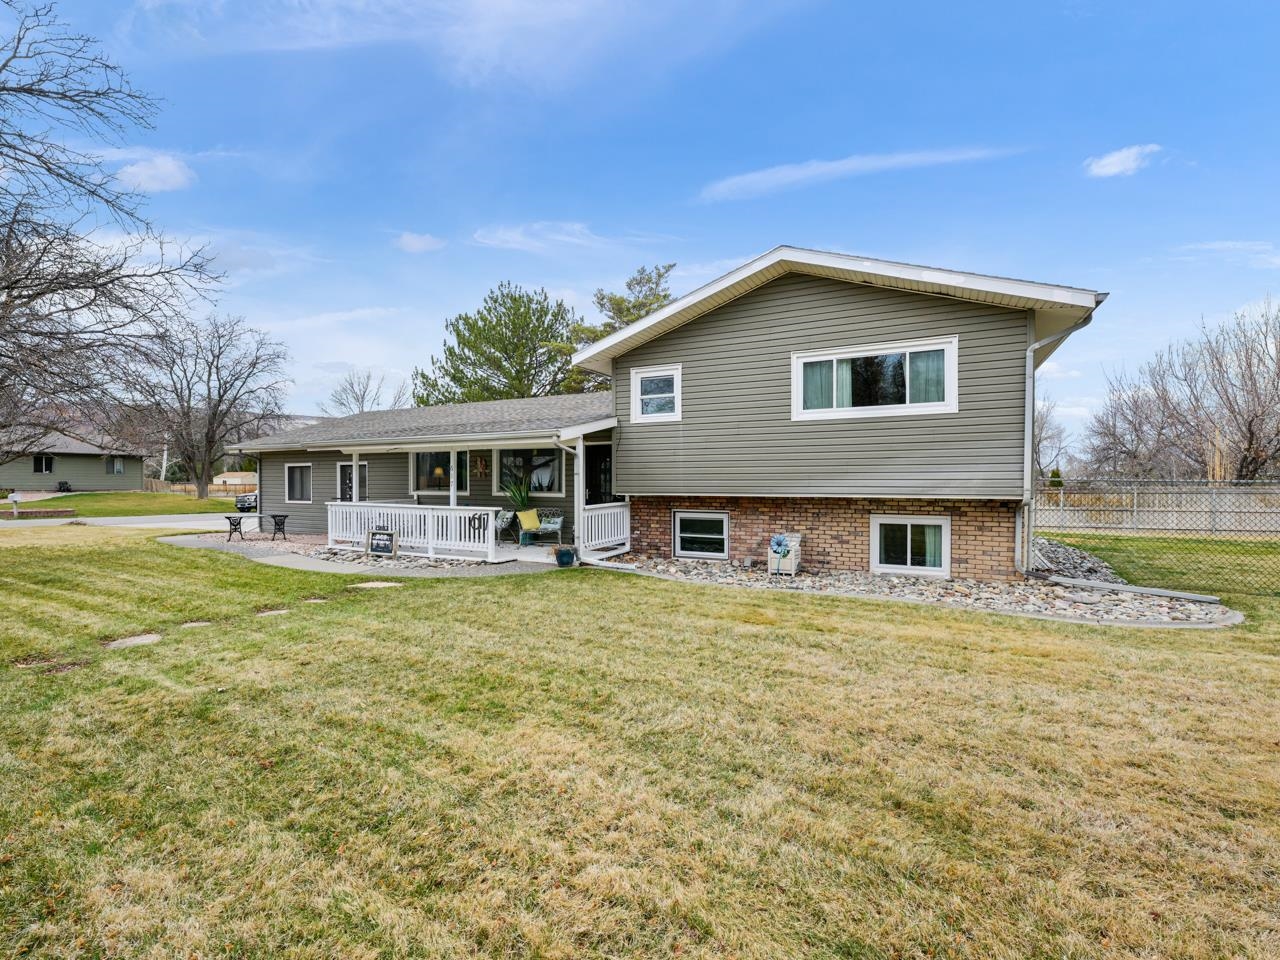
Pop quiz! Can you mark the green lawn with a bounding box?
[2,527,1278,958]
[11,490,238,517]
[1051,532,1280,598]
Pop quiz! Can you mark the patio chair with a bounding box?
[516,507,564,546]
[495,509,519,546]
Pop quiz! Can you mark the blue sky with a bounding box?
[57,1,1280,433]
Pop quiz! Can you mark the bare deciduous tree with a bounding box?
[0,2,217,460]
[0,201,213,464]
[1081,370,1196,478]
[122,315,289,498]
[319,369,410,417]
[1082,301,1280,480]
[1033,398,1068,478]
[0,1,155,223]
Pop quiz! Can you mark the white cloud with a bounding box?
[116,152,197,192]
[472,221,610,253]
[698,147,1018,202]
[1038,360,1083,381]
[120,1,784,89]
[394,231,446,254]
[1179,240,1280,269]
[1083,143,1161,177]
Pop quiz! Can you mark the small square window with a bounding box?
[33,454,53,474]
[870,515,951,577]
[106,456,125,475]
[630,364,682,423]
[673,510,729,559]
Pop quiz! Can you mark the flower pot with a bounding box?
[555,546,576,567]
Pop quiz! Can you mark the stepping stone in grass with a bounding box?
[347,581,403,589]
[105,633,162,649]
[180,621,212,628]
[257,609,290,616]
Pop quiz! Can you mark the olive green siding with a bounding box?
[612,274,1031,499]
[0,453,143,492]
[257,448,578,537]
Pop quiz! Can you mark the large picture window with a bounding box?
[629,363,682,423]
[285,463,312,503]
[414,451,468,495]
[792,336,957,420]
[870,514,951,578]
[494,448,562,496]
[673,510,729,559]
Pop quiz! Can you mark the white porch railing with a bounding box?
[327,502,499,561]
[582,501,630,552]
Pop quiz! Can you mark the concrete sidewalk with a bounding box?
[159,534,558,579]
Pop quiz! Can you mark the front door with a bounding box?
[338,462,368,501]
[585,445,613,505]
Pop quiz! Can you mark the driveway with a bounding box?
[1,514,229,530]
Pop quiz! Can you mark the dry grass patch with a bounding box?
[0,527,1278,957]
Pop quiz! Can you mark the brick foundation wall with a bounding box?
[629,496,1020,581]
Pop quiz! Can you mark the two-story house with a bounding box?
[236,247,1105,580]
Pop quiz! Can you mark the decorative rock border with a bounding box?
[618,555,1240,628]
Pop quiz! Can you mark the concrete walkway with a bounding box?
[159,534,558,579]
[2,513,227,530]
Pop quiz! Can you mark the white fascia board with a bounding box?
[556,416,617,442]
[572,245,1106,373]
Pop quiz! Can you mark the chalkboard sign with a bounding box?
[366,529,399,558]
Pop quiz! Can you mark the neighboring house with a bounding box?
[236,247,1104,580]
[0,432,145,493]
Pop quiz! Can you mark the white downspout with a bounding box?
[1020,299,1104,571]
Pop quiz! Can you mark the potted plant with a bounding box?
[500,477,531,511]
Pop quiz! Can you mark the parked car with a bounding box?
[235,492,257,513]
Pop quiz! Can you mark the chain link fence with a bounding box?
[1032,479,1280,595]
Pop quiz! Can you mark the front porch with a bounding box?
[326,499,630,563]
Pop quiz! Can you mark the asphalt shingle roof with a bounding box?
[238,392,614,450]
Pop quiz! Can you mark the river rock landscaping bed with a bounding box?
[619,555,1238,626]
[1031,536,1127,583]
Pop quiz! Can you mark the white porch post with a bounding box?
[449,449,458,507]
[351,450,360,501]
[574,435,585,552]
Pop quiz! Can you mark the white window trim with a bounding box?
[284,462,313,504]
[409,450,470,496]
[870,514,952,578]
[630,363,683,424]
[34,454,53,474]
[491,448,565,499]
[791,335,958,421]
[335,460,369,501]
[673,510,730,560]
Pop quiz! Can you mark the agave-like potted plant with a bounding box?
[500,476,532,511]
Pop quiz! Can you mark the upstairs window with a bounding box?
[33,454,53,474]
[630,363,682,423]
[792,336,957,420]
